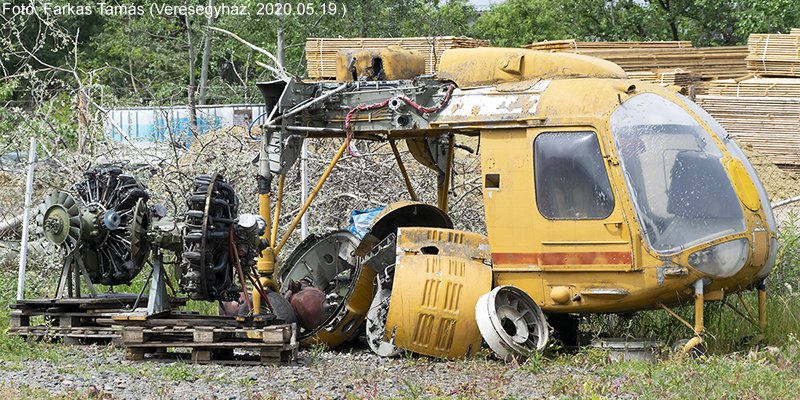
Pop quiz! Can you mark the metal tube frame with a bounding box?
[437,134,455,212]
[271,174,286,246]
[274,138,350,256]
[389,140,418,201]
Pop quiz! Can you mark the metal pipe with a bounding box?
[264,124,346,134]
[772,195,800,209]
[758,280,767,342]
[266,83,349,126]
[270,174,286,246]
[274,138,349,255]
[683,279,705,353]
[389,140,418,201]
[16,137,36,301]
[300,140,309,239]
[437,134,455,212]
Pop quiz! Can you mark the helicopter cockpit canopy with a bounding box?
[611,93,750,277]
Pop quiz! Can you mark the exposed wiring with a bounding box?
[247,82,350,141]
[247,110,271,140]
[344,98,392,155]
[394,84,456,114]
[343,84,456,156]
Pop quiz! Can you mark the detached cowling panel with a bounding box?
[385,227,492,359]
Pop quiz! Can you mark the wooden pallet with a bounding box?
[6,295,184,345]
[9,310,122,345]
[119,316,297,365]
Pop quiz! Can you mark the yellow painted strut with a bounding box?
[389,140,418,201]
[274,138,350,256]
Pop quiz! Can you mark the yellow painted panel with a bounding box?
[386,253,492,358]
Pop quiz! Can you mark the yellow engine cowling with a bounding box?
[384,227,492,359]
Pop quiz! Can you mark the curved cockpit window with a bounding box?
[534,131,615,220]
[610,93,746,254]
[676,94,775,231]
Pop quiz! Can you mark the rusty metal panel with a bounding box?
[336,46,425,81]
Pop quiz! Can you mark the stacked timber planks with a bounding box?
[524,39,748,79]
[695,31,800,169]
[747,33,800,77]
[627,69,697,88]
[305,36,489,79]
[792,28,800,35]
[701,77,800,97]
[695,95,800,167]
[524,39,693,52]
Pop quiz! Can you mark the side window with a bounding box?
[534,131,615,220]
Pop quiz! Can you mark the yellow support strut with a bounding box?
[270,174,286,247]
[683,279,705,354]
[757,280,767,343]
[389,140,418,201]
[274,138,350,256]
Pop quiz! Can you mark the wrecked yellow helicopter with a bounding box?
[249,46,777,360]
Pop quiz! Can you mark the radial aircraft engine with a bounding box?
[253,46,776,358]
[35,166,271,313]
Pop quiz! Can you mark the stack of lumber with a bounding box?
[581,47,747,79]
[792,28,800,35]
[305,36,489,79]
[627,69,697,88]
[695,95,800,167]
[525,39,748,79]
[700,77,800,97]
[747,33,800,76]
[524,39,692,52]
[694,31,800,169]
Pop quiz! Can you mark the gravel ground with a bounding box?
[0,344,556,399]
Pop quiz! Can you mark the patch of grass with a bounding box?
[547,342,800,399]
[519,351,544,374]
[0,382,110,400]
[106,362,155,378]
[398,380,424,400]
[159,361,202,382]
[0,335,73,363]
[308,342,328,366]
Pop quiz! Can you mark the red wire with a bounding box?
[228,225,251,311]
[343,84,456,156]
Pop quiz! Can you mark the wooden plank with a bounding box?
[696,94,800,166]
[523,40,748,79]
[9,311,30,328]
[122,327,145,344]
[125,348,147,361]
[193,327,220,343]
[747,33,800,77]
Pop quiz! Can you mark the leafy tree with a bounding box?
[471,0,569,47]
[736,0,800,39]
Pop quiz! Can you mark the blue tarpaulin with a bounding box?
[347,207,385,239]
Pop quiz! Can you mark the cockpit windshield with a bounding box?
[610,93,746,254]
